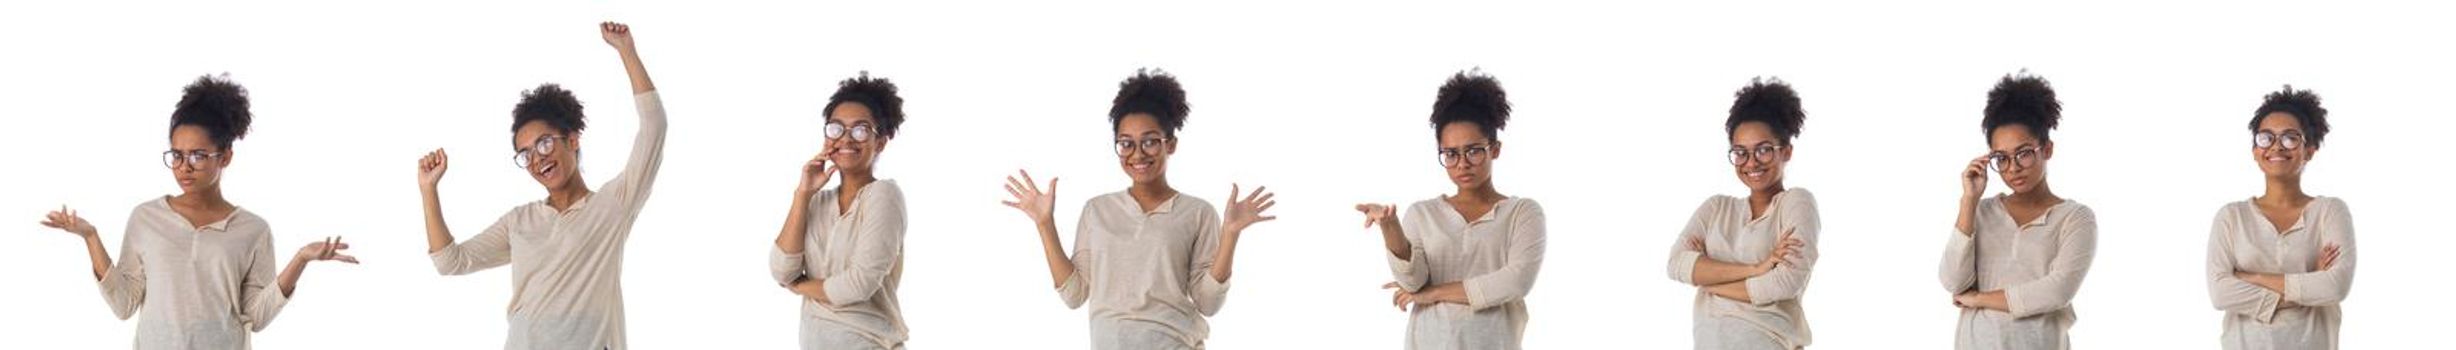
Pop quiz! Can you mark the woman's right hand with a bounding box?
[1961,155,1990,199]
[418,149,450,189]
[40,205,98,238]
[1002,169,1057,225]
[1752,229,1803,273]
[1354,203,1397,228]
[795,149,836,196]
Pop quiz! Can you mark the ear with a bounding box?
[874,137,890,153]
[565,132,582,154]
[1778,143,1795,161]
[2039,141,2056,160]
[2304,144,2318,161]
[1488,141,1503,160]
[1163,136,1180,155]
[217,148,236,168]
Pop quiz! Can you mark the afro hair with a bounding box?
[1430,70,1511,141]
[1982,73,2061,143]
[1109,68,1190,137]
[170,74,253,150]
[1726,77,1806,144]
[511,83,586,134]
[2250,85,2330,147]
[827,71,907,138]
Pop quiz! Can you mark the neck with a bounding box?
[2009,183,2059,206]
[1130,178,1175,202]
[1748,182,1787,211]
[839,170,878,197]
[546,177,592,209]
[172,186,230,209]
[1453,182,1504,204]
[2258,175,2308,205]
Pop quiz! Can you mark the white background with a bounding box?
[2,1,2450,348]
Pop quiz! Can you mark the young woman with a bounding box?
[1354,71,1547,350]
[38,75,357,349]
[1000,69,1278,349]
[2205,86,2355,350]
[1666,78,1819,349]
[1939,73,2098,350]
[768,73,911,349]
[416,22,663,349]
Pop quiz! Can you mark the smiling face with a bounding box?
[2252,111,2316,178]
[1438,121,1499,191]
[513,121,579,191]
[1986,124,2052,195]
[826,102,888,175]
[1115,113,1174,185]
[166,125,230,194]
[1729,121,1789,192]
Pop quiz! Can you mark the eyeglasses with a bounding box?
[1115,137,1170,157]
[1986,146,2039,172]
[825,122,875,142]
[162,150,223,169]
[513,135,564,168]
[1728,144,1784,165]
[2253,131,2305,150]
[1437,144,1492,167]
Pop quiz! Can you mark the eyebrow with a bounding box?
[1731,141,1776,148]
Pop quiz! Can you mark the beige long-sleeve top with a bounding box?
[2206,197,2355,350]
[769,180,909,349]
[1387,196,1547,350]
[97,198,290,350]
[430,91,665,350]
[1054,191,1231,350]
[1939,196,2096,350]
[1667,188,1819,349]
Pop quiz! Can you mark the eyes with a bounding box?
[1437,144,1492,167]
[1728,144,1784,165]
[1985,146,2040,172]
[2253,131,2306,150]
[1115,137,1171,157]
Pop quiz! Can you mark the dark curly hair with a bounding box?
[1430,70,1511,141]
[1108,68,1189,137]
[511,83,586,134]
[1726,77,1805,145]
[170,74,253,150]
[827,72,906,138]
[2250,85,2329,147]
[1982,73,2061,143]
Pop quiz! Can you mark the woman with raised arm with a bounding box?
[1000,69,1278,349]
[415,22,664,349]
[768,73,912,349]
[38,74,357,349]
[1666,78,1819,349]
[1353,70,1547,350]
[1938,73,2098,350]
[2205,86,2355,350]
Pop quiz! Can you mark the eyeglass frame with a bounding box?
[1728,143,1787,166]
[1114,136,1173,157]
[1437,142,1495,168]
[162,149,225,169]
[513,134,567,168]
[2252,130,2306,150]
[1985,145,2041,173]
[825,122,877,142]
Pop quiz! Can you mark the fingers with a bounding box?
[1004,183,1026,201]
[1018,170,1038,193]
[1005,176,1029,196]
[1255,200,1277,214]
[1001,200,1023,209]
[1381,281,1399,289]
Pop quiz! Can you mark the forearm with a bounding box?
[775,191,816,254]
[2236,271,2286,294]
[1378,221,1410,260]
[1688,257,1763,286]
[1034,220,1075,288]
[1962,290,2009,311]
[82,235,112,281]
[1209,230,1240,283]
[789,276,831,304]
[1704,281,1751,301]
[1418,282,1469,304]
[617,47,654,94]
[1954,196,1979,235]
[421,188,454,253]
[277,257,308,297]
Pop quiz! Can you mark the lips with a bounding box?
[538,161,559,178]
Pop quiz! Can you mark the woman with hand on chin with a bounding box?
[1354,70,1546,350]
[2206,86,2355,350]
[1001,69,1278,349]
[769,73,912,350]
[1939,73,2098,350]
[39,74,357,349]
[416,22,664,349]
[1666,78,1819,350]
